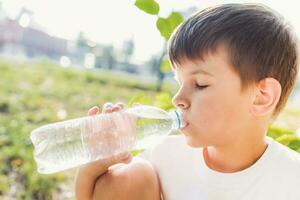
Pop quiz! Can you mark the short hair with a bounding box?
[168,3,299,117]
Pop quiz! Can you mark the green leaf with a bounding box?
[156,18,170,39]
[168,12,184,30]
[156,11,184,40]
[128,92,152,107]
[131,149,145,156]
[135,0,159,15]
[154,92,174,111]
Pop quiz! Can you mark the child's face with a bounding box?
[172,46,255,147]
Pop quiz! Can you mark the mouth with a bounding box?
[180,122,189,131]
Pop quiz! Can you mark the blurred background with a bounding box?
[0,0,299,199]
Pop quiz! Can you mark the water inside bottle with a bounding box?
[30,106,180,173]
[31,119,90,173]
[126,106,175,149]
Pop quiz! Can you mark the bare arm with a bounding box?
[75,103,132,200]
[75,103,162,200]
[75,151,131,200]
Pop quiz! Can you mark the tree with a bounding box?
[122,38,135,64]
[102,45,116,70]
[134,0,184,91]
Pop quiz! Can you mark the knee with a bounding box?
[92,158,161,200]
[93,163,131,199]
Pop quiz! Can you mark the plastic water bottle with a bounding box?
[30,105,186,174]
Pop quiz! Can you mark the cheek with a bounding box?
[189,95,221,135]
[191,92,242,135]
[194,99,225,130]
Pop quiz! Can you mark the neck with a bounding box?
[203,132,268,173]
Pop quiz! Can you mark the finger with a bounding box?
[110,152,132,166]
[116,102,125,110]
[102,102,113,113]
[87,106,100,116]
[111,104,122,112]
[86,152,130,167]
[103,102,113,109]
[100,152,132,168]
[109,154,133,169]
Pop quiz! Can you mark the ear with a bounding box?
[250,78,282,117]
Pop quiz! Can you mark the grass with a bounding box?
[0,58,167,199]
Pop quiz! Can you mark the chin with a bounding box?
[183,134,205,148]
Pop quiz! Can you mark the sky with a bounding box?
[1,0,300,63]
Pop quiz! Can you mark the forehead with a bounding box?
[172,45,236,78]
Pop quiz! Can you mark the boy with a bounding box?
[75,3,300,200]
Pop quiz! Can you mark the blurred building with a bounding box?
[0,4,147,75]
[0,8,68,60]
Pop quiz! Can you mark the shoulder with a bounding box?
[269,137,300,182]
[271,137,300,166]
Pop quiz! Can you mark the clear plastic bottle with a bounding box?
[30,105,186,174]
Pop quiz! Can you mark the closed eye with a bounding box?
[195,84,209,90]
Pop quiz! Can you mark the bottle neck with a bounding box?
[168,110,186,130]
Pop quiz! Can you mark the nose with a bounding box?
[172,90,190,110]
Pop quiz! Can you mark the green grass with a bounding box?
[0,58,171,199]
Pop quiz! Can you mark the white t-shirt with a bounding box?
[140,135,300,200]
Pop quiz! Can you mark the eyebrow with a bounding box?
[190,69,213,76]
[173,68,213,82]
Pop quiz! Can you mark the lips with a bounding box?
[176,110,189,130]
[180,122,189,130]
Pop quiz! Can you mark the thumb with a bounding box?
[102,152,132,168]
[87,106,100,116]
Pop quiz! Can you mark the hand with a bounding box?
[78,102,133,179]
[75,102,133,200]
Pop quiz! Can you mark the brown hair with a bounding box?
[168,3,299,117]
